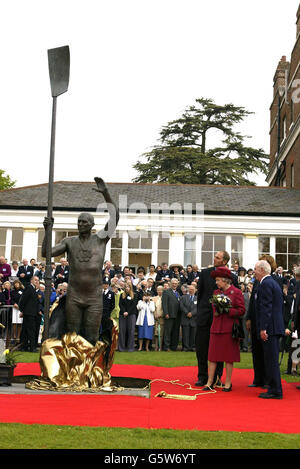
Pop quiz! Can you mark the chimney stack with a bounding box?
[273,56,289,98]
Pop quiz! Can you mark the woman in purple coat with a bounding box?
[204,266,245,392]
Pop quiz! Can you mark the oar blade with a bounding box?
[48,45,70,97]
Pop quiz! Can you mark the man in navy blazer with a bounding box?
[162,278,181,351]
[254,260,285,399]
[17,259,34,287]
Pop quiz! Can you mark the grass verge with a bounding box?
[0,423,300,449]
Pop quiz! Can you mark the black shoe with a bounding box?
[258,392,282,399]
[222,384,232,392]
[248,383,266,388]
[202,385,214,391]
[215,382,225,388]
[195,379,207,387]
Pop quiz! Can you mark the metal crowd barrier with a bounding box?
[0,305,15,348]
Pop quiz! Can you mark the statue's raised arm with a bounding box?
[93,177,119,243]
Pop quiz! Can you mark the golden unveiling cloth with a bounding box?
[26,322,120,393]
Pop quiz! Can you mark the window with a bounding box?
[157,232,169,266]
[201,234,226,268]
[184,234,196,267]
[276,237,300,270]
[110,230,122,266]
[128,231,152,250]
[0,229,6,257]
[10,229,23,261]
[37,229,44,262]
[231,235,243,267]
[283,115,287,140]
[259,237,270,257]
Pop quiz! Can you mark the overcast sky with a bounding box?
[1,0,300,188]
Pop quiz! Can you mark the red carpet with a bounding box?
[0,363,299,433]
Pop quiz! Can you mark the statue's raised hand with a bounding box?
[93,177,108,194]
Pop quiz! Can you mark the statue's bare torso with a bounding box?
[66,235,106,298]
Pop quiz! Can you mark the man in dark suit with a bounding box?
[291,268,300,383]
[54,258,69,288]
[17,259,34,287]
[100,280,115,343]
[272,266,287,290]
[102,260,115,282]
[180,284,197,351]
[246,277,267,388]
[162,278,181,351]
[102,281,115,318]
[156,263,171,283]
[254,260,285,399]
[195,250,238,386]
[292,268,300,332]
[246,254,279,389]
[19,276,42,352]
[190,265,201,284]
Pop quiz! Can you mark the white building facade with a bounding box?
[0,209,300,272]
[0,182,300,272]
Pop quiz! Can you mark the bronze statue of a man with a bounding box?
[42,177,119,345]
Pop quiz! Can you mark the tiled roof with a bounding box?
[0,181,299,216]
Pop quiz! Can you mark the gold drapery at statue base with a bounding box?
[26,322,122,393]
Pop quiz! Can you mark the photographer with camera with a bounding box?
[136,292,155,352]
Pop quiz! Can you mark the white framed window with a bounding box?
[128,231,152,250]
[157,232,169,266]
[184,234,196,266]
[201,234,226,269]
[291,164,295,188]
[275,237,300,270]
[10,229,23,261]
[110,230,123,266]
[231,235,243,268]
[0,228,6,257]
[259,236,270,257]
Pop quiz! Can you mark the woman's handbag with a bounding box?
[232,318,245,340]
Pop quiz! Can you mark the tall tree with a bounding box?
[133,98,269,185]
[0,170,15,190]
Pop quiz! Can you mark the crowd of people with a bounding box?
[0,252,299,398]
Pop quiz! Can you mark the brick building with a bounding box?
[268,4,300,188]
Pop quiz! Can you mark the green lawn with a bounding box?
[1,350,299,449]
[1,423,300,449]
